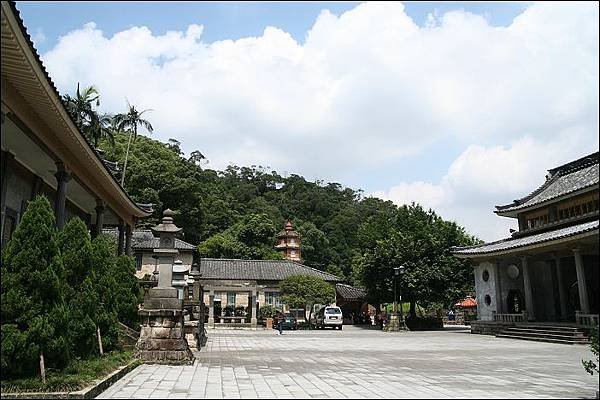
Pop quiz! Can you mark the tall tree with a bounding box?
[113,102,154,186]
[1,196,69,380]
[279,275,336,328]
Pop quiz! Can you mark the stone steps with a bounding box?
[496,326,589,345]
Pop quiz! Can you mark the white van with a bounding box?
[314,306,343,330]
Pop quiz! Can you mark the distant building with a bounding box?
[198,258,343,327]
[453,152,599,332]
[275,220,301,261]
[1,2,151,251]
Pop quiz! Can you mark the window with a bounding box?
[135,254,142,271]
[558,197,599,222]
[290,250,296,257]
[265,291,282,308]
[227,292,236,306]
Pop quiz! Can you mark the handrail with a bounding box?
[575,311,599,327]
[492,311,527,323]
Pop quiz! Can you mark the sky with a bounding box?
[15,1,599,242]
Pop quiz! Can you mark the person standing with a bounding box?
[276,311,284,335]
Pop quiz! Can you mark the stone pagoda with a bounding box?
[275,220,301,261]
[134,209,194,364]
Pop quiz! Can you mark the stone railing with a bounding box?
[492,311,527,323]
[575,311,599,327]
[218,316,249,324]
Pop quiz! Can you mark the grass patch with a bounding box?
[1,351,139,393]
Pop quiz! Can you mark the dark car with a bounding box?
[273,313,298,330]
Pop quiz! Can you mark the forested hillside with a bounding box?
[64,82,480,307]
[98,133,480,294]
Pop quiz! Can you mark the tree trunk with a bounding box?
[409,300,416,318]
[97,325,104,356]
[308,304,313,330]
[120,128,134,186]
[39,352,46,384]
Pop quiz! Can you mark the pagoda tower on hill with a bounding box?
[275,220,301,261]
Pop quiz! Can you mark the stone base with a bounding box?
[135,308,195,365]
[383,314,408,332]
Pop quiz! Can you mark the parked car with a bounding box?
[272,313,298,330]
[313,306,343,330]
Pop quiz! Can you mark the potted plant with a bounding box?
[223,305,235,322]
[260,305,276,329]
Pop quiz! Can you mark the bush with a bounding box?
[1,196,143,381]
[583,326,599,375]
[1,196,69,377]
[259,305,276,319]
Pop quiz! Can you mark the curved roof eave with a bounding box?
[2,2,151,220]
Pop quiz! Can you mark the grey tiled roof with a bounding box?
[336,284,367,300]
[103,229,196,251]
[452,220,598,256]
[495,152,599,213]
[198,258,343,282]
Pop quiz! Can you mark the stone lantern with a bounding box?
[134,209,194,364]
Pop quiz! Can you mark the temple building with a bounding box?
[197,219,368,328]
[1,2,151,251]
[275,220,301,261]
[453,152,599,335]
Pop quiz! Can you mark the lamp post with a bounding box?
[397,265,407,330]
[385,265,406,332]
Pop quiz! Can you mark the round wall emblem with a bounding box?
[507,264,520,279]
[482,269,490,282]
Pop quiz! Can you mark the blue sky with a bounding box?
[18,2,528,54]
[14,2,599,241]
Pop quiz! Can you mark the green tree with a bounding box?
[63,83,99,132]
[279,275,336,328]
[353,203,479,316]
[1,196,69,380]
[63,83,115,147]
[114,101,154,186]
[198,214,283,260]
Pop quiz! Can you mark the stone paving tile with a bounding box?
[97,326,599,399]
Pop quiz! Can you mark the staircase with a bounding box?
[496,324,590,345]
[117,322,140,351]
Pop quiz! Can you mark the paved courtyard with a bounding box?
[98,326,599,399]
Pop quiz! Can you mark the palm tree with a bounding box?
[64,83,99,133]
[88,112,115,147]
[114,101,153,186]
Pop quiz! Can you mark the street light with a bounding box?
[396,265,406,328]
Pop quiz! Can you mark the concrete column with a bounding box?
[53,162,71,229]
[94,199,105,238]
[208,291,215,328]
[117,220,125,255]
[522,256,535,321]
[125,224,132,256]
[573,249,590,314]
[493,260,503,313]
[554,256,568,320]
[250,289,257,327]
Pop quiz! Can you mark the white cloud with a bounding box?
[31,27,45,47]
[38,2,599,239]
[372,131,598,241]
